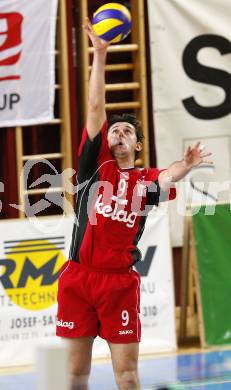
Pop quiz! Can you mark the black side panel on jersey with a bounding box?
[69,132,103,260]
[69,170,100,261]
[78,132,102,183]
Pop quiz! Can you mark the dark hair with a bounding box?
[108,113,144,143]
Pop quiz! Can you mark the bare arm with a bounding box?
[158,142,213,191]
[83,18,109,140]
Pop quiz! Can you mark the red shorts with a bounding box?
[56,261,141,343]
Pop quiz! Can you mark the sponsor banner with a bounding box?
[0,0,58,127]
[0,216,73,366]
[138,211,176,353]
[0,213,176,366]
[147,0,231,245]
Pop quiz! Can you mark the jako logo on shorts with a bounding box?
[118,330,133,335]
[0,237,67,311]
[56,319,74,330]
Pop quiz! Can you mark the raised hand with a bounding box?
[183,142,213,169]
[83,17,109,51]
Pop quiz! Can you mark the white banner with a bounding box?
[0,216,73,366]
[0,213,176,366]
[138,211,176,353]
[148,0,231,245]
[0,0,58,127]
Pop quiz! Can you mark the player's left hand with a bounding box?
[183,142,213,168]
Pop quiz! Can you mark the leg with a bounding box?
[108,342,140,390]
[67,336,94,390]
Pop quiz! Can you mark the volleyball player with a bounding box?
[56,18,212,390]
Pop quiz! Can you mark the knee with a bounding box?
[70,366,91,390]
[71,373,90,390]
[115,369,140,390]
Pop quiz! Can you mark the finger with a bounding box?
[82,20,90,31]
[200,152,212,157]
[184,146,190,155]
[86,17,93,30]
[83,16,90,25]
[195,141,201,149]
[201,160,214,165]
[199,144,205,152]
[83,17,93,31]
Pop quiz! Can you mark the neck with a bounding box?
[116,156,135,169]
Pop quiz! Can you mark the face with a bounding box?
[107,122,142,160]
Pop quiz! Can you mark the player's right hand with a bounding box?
[83,17,109,51]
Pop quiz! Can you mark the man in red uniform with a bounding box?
[56,18,212,390]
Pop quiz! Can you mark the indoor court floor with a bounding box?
[1,348,231,389]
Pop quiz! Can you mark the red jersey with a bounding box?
[69,122,176,271]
